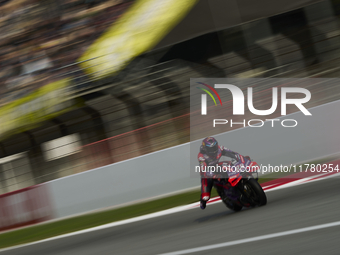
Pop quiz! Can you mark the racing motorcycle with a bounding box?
[213,159,267,212]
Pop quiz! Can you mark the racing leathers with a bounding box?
[198,145,248,208]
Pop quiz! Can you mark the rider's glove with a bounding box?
[231,158,238,165]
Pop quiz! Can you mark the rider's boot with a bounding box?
[200,198,207,210]
[200,193,210,210]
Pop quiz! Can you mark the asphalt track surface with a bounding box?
[2,177,340,255]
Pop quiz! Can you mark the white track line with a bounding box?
[0,172,339,253]
[158,220,340,255]
[264,172,340,192]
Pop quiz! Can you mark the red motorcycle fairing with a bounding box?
[217,160,260,187]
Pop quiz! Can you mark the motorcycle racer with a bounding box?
[198,137,250,210]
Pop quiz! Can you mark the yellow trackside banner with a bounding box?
[78,0,198,79]
[0,79,80,140]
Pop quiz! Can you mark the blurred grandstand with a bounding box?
[0,0,134,104]
[1,0,340,194]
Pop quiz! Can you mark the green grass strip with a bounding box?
[0,189,210,249]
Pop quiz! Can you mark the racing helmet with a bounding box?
[202,137,219,157]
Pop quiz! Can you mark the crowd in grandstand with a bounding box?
[0,0,134,105]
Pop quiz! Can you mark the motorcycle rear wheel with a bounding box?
[216,187,243,212]
[223,198,243,212]
[230,203,243,212]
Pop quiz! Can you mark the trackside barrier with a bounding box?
[1,100,340,224]
[73,114,189,171]
[0,184,52,232]
[46,100,340,219]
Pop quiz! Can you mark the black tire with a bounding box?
[217,188,243,212]
[222,198,243,212]
[244,179,267,206]
[231,203,243,212]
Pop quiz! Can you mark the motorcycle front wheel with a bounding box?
[243,179,267,206]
